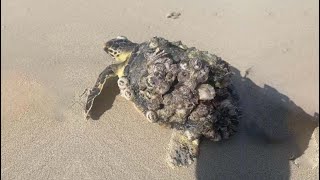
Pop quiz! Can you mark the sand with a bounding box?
[1,0,319,179]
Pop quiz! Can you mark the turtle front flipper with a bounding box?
[85,64,122,119]
[167,130,200,168]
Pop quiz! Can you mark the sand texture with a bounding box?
[1,0,319,179]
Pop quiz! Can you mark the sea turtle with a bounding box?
[85,36,240,167]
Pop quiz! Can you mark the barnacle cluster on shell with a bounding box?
[127,37,239,141]
[117,77,133,100]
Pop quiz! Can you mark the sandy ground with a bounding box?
[1,0,319,179]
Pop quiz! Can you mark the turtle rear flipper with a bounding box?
[85,64,123,119]
[167,130,200,168]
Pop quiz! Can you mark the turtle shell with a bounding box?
[122,37,239,141]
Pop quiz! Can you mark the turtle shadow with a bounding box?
[196,67,319,180]
[89,76,120,120]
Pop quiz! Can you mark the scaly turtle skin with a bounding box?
[85,36,240,167]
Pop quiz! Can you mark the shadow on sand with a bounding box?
[196,67,319,180]
[89,76,120,120]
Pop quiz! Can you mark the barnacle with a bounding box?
[142,90,154,100]
[146,110,158,123]
[189,58,203,70]
[117,77,129,90]
[179,60,189,70]
[177,70,191,83]
[122,89,133,100]
[157,82,170,95]
[146,76,156,88]
[197,84,216,100]
[165,72,175,82]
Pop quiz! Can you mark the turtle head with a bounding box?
[104,36,137,62]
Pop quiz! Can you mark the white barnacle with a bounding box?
[143,91,157,100]
[146,111,158,123]
[179,61,188,70]
[122,89,133,100]
[146,76,156,88]
[197,84,216,100]
[165,72,175,82]
[117,77,129,90]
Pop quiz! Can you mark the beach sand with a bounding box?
[1,0,319,179]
